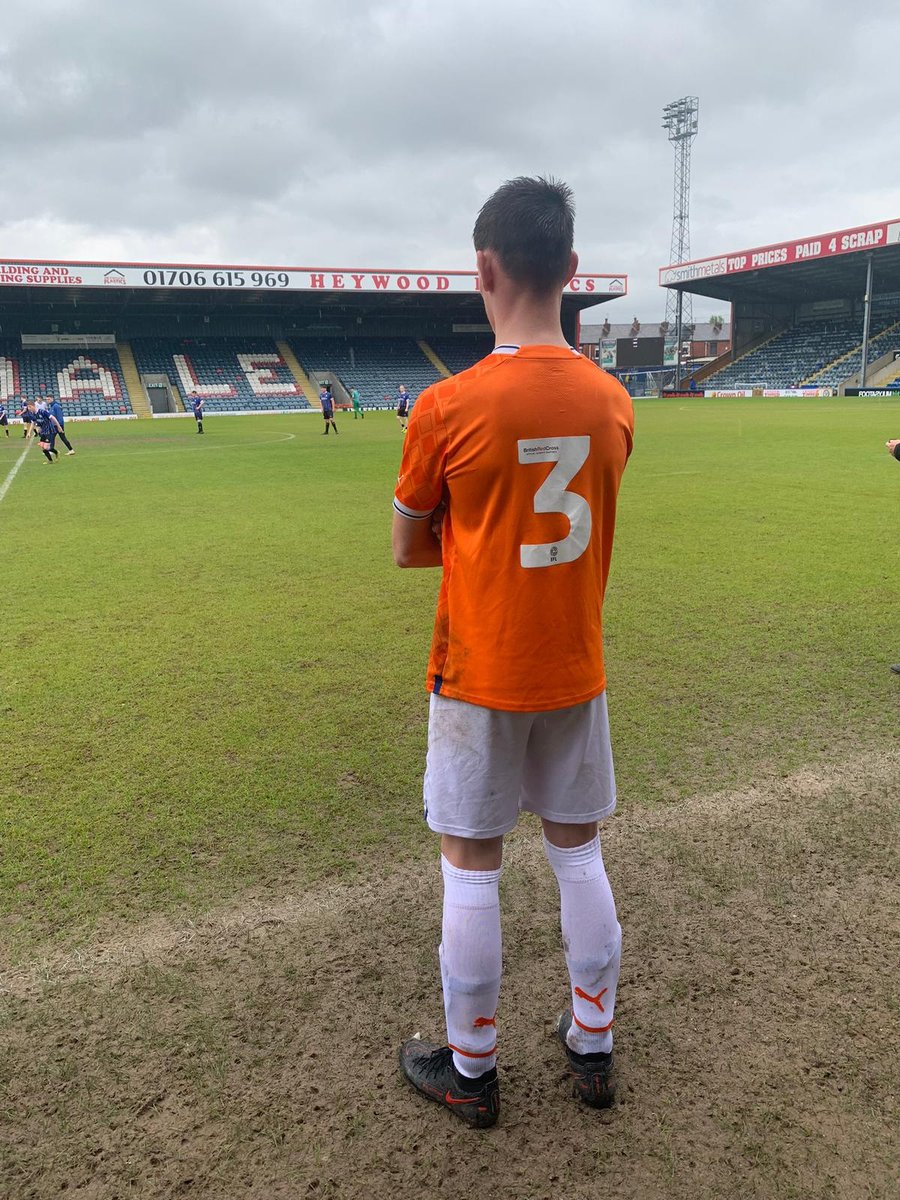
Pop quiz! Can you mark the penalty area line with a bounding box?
[0,440,32,506]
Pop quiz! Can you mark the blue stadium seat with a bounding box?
[706,304,900,389]
[130,337,312,413]
[428,335,496,375]
[0,340,132,418]
[289,337,442,409]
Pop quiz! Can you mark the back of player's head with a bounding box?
[473,176,575,295]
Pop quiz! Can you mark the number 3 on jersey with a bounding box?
[517,436,592,568]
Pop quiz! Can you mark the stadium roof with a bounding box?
[0,258,628,319]
[580,320,731,342]
[659,218,900,305]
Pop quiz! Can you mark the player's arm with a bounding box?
[888,439,900,460]
[392,391,446,568]
[392,509,443,568]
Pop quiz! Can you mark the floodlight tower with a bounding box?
[662,96,699,385]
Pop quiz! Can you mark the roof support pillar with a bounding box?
[859,254,874,386]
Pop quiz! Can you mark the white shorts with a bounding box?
[423,692,617,839]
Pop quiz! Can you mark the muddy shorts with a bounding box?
[423,691,616,839]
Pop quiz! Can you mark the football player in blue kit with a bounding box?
[18,399,34,439]
[320,383,338,435]
[190,392,205,434]
[48,397,75,455]
[30,401,63,463]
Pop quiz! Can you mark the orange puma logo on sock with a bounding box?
[574,986,608,1013]
[473,1015,497,1029]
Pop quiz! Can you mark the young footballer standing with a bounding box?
[190,392,205,434]
[0,401,8,437]
[396,385,410,431]
[320,383,338,435]
[392,178,633,1128]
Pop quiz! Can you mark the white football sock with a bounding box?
[544,834,621,1056]
[439,856,502,1078]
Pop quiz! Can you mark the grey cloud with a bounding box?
[0,0,896,316]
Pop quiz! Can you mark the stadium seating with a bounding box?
[705,312,900,389]
[289,337,441,407]
[0,340,132,417]
[427,334,495,375]
[130,337,311,412]
[803,318,900,387]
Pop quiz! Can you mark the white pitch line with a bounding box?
[0,440,32,505]
[640,469,701,477]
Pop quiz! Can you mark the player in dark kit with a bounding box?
[396,385,410,431]
[320,383,338,435]
[48,397,75,455]
[190,392,205,434]
[18,399,34,439]
[30,401,63,463]
[0,402,8,437]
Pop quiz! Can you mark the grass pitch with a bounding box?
[1,399,898,952]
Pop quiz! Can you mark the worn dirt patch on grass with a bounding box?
[1,753,897,1199]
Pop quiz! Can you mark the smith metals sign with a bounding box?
[660,219,900,286]
[0,261,626,297]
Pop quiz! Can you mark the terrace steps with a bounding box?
[116,342,151,418]
[417,340,452,379]
[276,341,321,407]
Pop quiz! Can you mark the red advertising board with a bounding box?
[660,219,900,287]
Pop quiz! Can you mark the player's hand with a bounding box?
[887,439,900,455]
[431,502,447,543]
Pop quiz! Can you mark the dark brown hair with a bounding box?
[473,176,575,294]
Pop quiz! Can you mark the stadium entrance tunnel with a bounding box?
[146,379,178,413]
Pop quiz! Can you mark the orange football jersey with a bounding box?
[394,346,633,711]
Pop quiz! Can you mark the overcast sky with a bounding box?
[0,0,897,320]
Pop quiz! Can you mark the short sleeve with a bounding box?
[393,388,448,519]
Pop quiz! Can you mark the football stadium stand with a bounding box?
[802,314,900,387]
[129,337,311,413]
[0,334,519,420]
[427,334,496,375]
[704,311,900,390]
[288,335,499,405]
[289,337,443,407]
[662,218,900,393]
[0,340,132,417]
[0,259,627,416]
